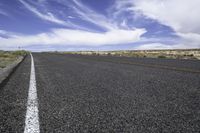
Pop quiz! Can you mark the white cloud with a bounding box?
[135,43,173,50]
[178,32,200,43]
[127,0,200,48]
[0,28,146,49]
[177,32,200,48]
[113,0,200,49]
[132,0,200,34]
[136,42,200,50]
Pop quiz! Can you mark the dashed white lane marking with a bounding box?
[24,53,40,133]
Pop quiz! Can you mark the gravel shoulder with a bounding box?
[0,56,25,86]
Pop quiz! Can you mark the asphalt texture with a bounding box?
[0,53,200,132]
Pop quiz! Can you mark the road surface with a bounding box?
[0,53,200,132]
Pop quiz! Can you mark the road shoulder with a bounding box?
[0,56,26,87]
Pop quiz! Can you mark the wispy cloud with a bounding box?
[19,0,73,27]
[0,9,9,17]
[71,0,117,30]
[18,0,115,31]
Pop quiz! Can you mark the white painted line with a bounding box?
[24,53,40,133]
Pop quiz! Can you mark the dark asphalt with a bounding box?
[0,53,200,132]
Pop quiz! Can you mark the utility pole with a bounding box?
[18,46,21,50]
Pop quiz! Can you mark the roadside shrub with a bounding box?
[92,53,97,56]
[12,50,28,56]
[158,55,166,58]
[107,53,111,56]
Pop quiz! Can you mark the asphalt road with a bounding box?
[0,53,200,132]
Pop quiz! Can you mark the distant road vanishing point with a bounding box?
[0,53,200,132]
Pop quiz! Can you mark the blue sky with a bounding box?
[0,0,199,51]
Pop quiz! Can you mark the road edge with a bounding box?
[0,54,27,88]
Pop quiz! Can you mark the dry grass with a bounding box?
[0,50,27,68]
